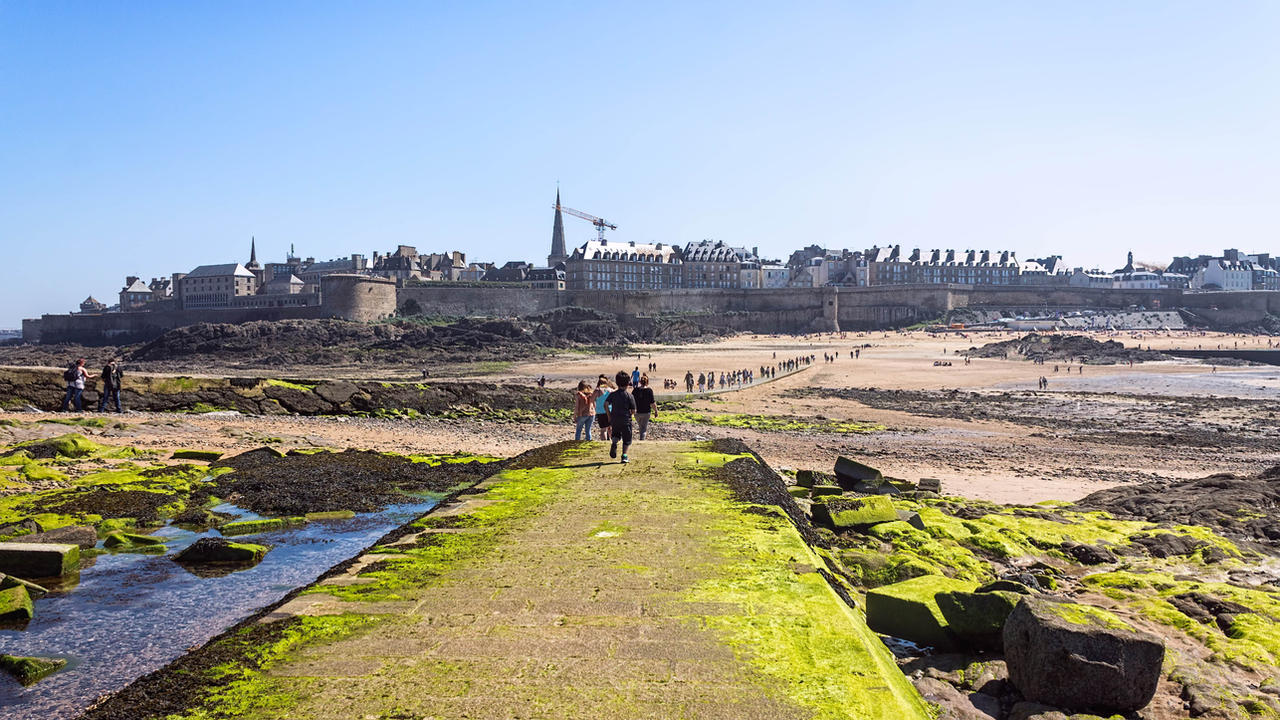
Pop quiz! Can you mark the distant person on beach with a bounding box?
[631,366,641,387]
[685,371,694,393]
[592,378,613,441]
[573,380,593,441]
[98,358,123,413]
[633,374,656,440]
[61,358,93,412]
[537,375,546,388]
[606,370,636,463]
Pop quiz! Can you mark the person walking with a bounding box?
[592,378,613,441]
[606,370,636,463]
[573,380,594,441]
[633,374,656,440]
[61,358,93,412]
[98,358,123,413]
[685,371,694,394]
[631,366,641,388]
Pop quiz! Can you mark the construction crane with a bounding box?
[555,200,617,241]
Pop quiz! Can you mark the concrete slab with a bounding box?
[0,542,79,579]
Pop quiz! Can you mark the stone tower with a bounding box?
[548,190,567,267]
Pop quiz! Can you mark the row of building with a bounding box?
[75,196,1280,314]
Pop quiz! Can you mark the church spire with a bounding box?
[246,236,261,272]
[548,189,567,267]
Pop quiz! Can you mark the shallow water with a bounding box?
[0,499,437,720]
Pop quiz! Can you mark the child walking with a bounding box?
[605,370,636,463]
[573,380,593,440]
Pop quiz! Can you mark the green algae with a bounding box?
[657,409,885,435]
[677,448,932,719]
[220,517,307,536]
[313,464,578,603]
[0,654,66,685]
[264,379,317,391]
[164,614,378,720]
[1044,601,1133,631]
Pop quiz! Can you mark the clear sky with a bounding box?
[2,1,1279,326]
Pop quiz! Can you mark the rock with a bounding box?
[834,456,884,489]
[0,654,66,685]
[19,525,97,550]
[103,531,168,549]
[314,380,359,405]
[304,510,356,521]
[174,537,268,564]
[936,590,1021,651]
[1003,597,1165,713]
[918,477,942,493]
[171,449,224,462]
[960,659,1008,694]
[1060,542,1117,565]
[977,579,1033,595]
[866,575,978,651]
[786,486,810,499]
[1129,532,1203,558]
[0,573,49,598]
[911,677,999,720]
[794,469,817,488]
[0,542,79,578]
[1008,701,1068,720]
[219,517,305,536]
[0,585,34,624]
[810,485,843,498]
[896,509,926,530]
[812,495,898,530]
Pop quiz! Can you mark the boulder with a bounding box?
[171,449,224,462]
[174,537,267,564]
[103,531,167,550]
[1007,702,1068,720]
[918,477,942,493]
[834,456,883,489]
[0,574,49,598]
[787,486,810,499]
[1060,542,1117,565]
[1003,597,1164,713]
[896,509,926,530]
[794,470,816,488]
[314,380,359,405]
[0,654,66,685]
[810,485,843,498]
[0,542,79,578]
[936,590,1021,651]
[19,525,97,549]
[866,574,978,650]
[977,579,1033,595]
[0,585,34,624]
[812,495,897,530]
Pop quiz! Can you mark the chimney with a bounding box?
[126,276,139,287]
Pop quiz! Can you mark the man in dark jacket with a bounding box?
[98,358,123,413]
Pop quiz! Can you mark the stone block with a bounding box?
[794,469,816,488]
[787,486,810,499]
[896,509,926,530]
[866,574,978,651]
[171,449,224,462]
[0,585,33,624]
[834,456,883,489]
[810,485,843,497]
[0,542,79,578]
[1003,596,1164,713]
[813,495,897,531]
[918,477,942,493]
[936,589,1021,651]
[19,525,97,549]
[0,573,48,598]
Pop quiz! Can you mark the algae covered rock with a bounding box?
[219,516,305,536]
[0,585,34,624]
[171,449,223,462]
[103,531,167,550]
[794,469,817,488]
[810,485,843,498]
[174,537,267,564]
[866,574,978,650]
[19,525,98,550]
[0,654,66,685]
[935,589,1021,651]
[787,486,810,499]
[834,456,883,487]
[0,573,49,598]
[812,495,897,530]
[304,510,356,521]
[0,542,80,578]
[1003,596,1164,713]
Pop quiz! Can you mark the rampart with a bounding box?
[20,278,1280,344]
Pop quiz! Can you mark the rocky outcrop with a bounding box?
[1003,596,1164,713]
[0,366,564,417]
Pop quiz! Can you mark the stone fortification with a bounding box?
[21,279,1280,344]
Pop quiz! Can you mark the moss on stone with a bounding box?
[1043,601,1134,631]
[220,517,305,536]
[0,585,34,623]
[103,531,168,549]
[0,654,66,685]
[656,409,886,435]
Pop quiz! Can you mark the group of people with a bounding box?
[572,369,658,463]
[60,358,125,413]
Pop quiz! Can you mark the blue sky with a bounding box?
[2,1,1279,326]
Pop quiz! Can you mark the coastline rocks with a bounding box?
[174,537,267,565]
[0,654,66,685]
[1003,597,1164,713]
[936,589,1021,651]
[19,525,98,550]
[103,531,167,550]
[0,585,34,624]
[811,495,897,530]
[866,575,978,651]
[0,542,80,578]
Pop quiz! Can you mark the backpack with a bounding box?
[63,365,79,382]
